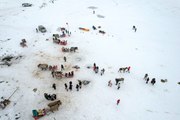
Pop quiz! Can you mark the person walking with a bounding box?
[127,66,131,73]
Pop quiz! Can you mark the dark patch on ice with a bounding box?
[88,6,98,9]
[97,14,105,18]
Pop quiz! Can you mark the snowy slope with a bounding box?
[0,0,180,120]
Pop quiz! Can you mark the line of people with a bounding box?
[144,73,156,85]
[64,80,82,91]
[93,63,105,75]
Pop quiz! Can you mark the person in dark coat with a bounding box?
[146,77,149,84]
[108,80,112,87]
[69,81,73,91]
[117,99,120,105]
[69,84,73,91]
[78,80,82,89]
[71,71,74,76]
[132,25,137,32]
[65,73,68,77]
[64,83,68,91]
[93,63,96,71]
[151,78,156,85]
[68,72,71,77]
[144,73,148,80]
[100,68,105,76]
[117,82,121,90]
[52,83,56,90]
[92,26,96,30]
[95,66,99,73]
[61,64,64,71]
[64,56,67,62]
[76,84,79,91]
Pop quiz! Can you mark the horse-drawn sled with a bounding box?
[62,47,78,52]
[0,87,19,109]
[32,100,62,119]
[51,71,74,79]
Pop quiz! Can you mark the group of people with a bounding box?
[49,65,58,71]
[144,73,156,85]
[108,79,121,90]
[64,71,74,78]
[64,80,82,91]
[44,93,56,101]
[93,63,105,75]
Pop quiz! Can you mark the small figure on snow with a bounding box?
[108,80,112,87]
[100,68,105,76]
[151,78,156,85]
[69,81,73,91]
[95,66,99,73]
[117,99,120,105]
[132,25,137,32]
[61,64,64,71]
[146,77,149,84]
[78,80,82,89]
[76,84,79,91]
[52,83,56,90]
[127,66,131,73]
[117,82,121,90]
[64,83,68,91]
[64,56,67,62]
[144,73,148,80]
[36,28,38,33]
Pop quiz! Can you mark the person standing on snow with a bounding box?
[127,66,131,73]
[76,84,79,91]
[69,81,73,91]
[146,77,149,84]
[64,83,68,91]
[117,99,120,105]
[61,64,64,71]
[117,82,121,90]
[64,56,67,62]
[78,80,82,89]
[108,80,112,87]
[52,83,56,90]
[144,73,148,80]
[100,68,105,76]
[132,25,137,32]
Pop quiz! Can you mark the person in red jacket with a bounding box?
[127,66,131,73]
[117,99,120,105]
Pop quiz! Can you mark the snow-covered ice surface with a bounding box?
[0,0,180,120]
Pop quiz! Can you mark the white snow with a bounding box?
[0,0,180,120]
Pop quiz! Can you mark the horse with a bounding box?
[38,64,48,70]
[115,78,124,85]
[70,47,78,52]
